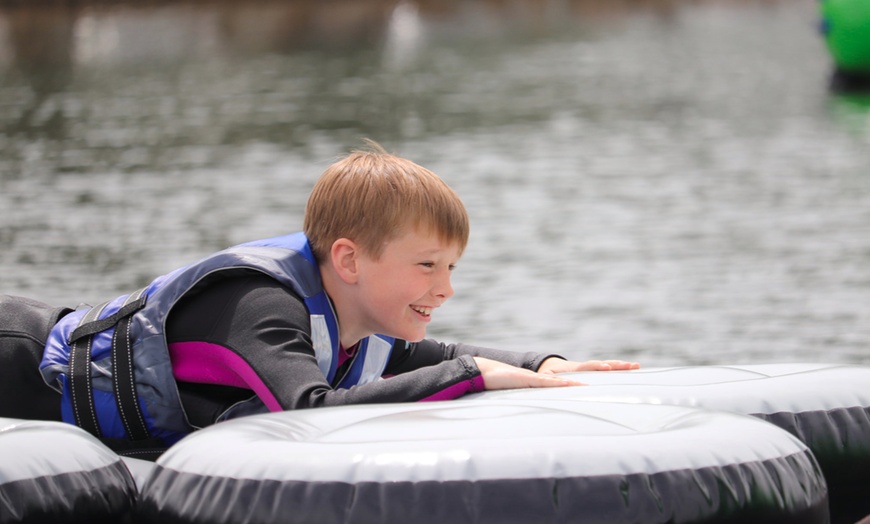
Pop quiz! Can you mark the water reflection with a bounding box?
[829,93,870,141]
[0,0,790,68]
[0,0,810,175]
[2,5,75,140]
[2,0,869,366]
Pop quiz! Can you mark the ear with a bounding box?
[330,238,360,284]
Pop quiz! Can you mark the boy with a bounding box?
[1,142,638,453]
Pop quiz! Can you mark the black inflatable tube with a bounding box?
[0,418,137,524]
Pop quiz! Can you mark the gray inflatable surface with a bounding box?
[0,417,137,523]
[137,400,828,524]
[9,363,869,523]
[466,363,870,522]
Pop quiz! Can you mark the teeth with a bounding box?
[411,306,432,316]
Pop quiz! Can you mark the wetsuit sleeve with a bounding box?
[376,340,565,402]
[166,272,507,417]
[385,339,563,376]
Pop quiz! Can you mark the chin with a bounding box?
[391,329,426,343]
[379,320,428,343]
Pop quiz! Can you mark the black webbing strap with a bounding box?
[69,301,109,438]
[68,289,150,441]
[111,288,151,441]
[69,293,148,344]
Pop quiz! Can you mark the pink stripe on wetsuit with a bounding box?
[169,341,483,410]
[339,343,485,401]
[419,375,486,401]
[169,341,284,412]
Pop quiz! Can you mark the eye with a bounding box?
[448,264,457,271]
[419,262,435,268]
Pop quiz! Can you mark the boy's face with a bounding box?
[354,227,462,343]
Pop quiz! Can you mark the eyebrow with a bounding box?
[414,247,456,257]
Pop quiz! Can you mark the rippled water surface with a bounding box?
[2,0,869,365]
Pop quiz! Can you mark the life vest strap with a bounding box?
[68,294,148,344]
[69,288,151,441]
[69,302,108,439]
[111,288,151,441]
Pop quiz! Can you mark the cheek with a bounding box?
[372,280,412,307]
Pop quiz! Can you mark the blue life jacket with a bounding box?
[40,233,395,446]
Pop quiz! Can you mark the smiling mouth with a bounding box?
[410,305,432,317]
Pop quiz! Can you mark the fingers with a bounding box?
[474,357,585,390]
[472,356,641,391]
[605,360,641,370]
[532,374,586,388]
[523,372,586,388]
[512,372,586,389]
[538,358,641,374]
[573,360,641,372]
[588,360,640,370]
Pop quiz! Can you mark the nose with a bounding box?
[434,270,455,302]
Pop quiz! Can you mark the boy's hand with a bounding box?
[537,357,640,374]
[473,357,586,390]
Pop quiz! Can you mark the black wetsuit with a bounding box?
[2,272,558,429]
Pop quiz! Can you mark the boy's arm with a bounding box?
[168,274,633,418]
[167,273,497,412]
[384,339,564,374]
[384,340,640,384]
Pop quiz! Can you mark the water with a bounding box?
[1,0,869,366]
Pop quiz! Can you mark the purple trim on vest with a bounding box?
[168,341,282,412]
[336,344,357,369]
[418,375,486,402]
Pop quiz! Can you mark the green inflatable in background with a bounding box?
[821,0,870,89]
